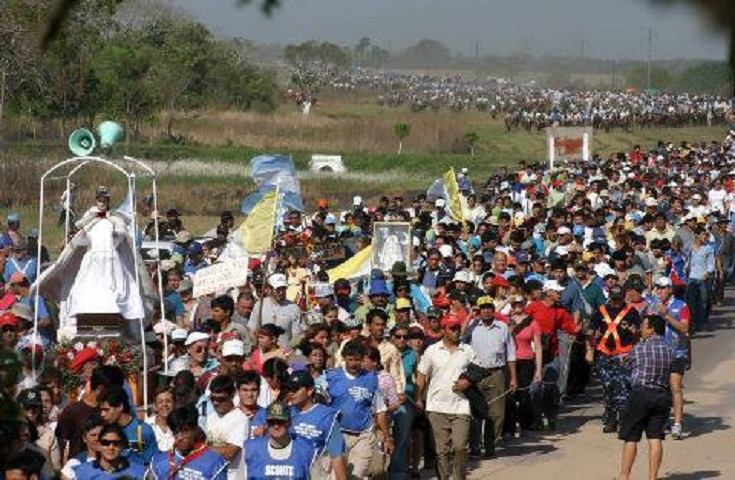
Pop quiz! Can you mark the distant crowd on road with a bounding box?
[324,70,734,131]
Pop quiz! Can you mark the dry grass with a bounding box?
[173,107,472,155]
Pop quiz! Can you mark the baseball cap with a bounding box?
[435,198,446,208]
[353,196,363,206]
[266,401,291,422]
[17,388,41,408]
[7,213,19,223]
[395,298,412,311]
[440,315,462,329]
[69,347,101,372]
[221,339,245,357]
[655,277,673,288]
[453,270,471,283]
[543,280,565,292]
[426,307,442,318]
[557,226,572,235]
[439,245,453,258]
[0,312,19,329]
[186,242,202,256]
[609,285,625,300]
[477,296,494,309]
[171,328,188,343]
[285,370,315,391]
[268,273,288,289]
[185,331,210,346]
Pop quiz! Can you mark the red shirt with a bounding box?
[524,300,579,356]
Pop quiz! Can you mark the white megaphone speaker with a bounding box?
[97,121,124,152]
[68,128,96,156]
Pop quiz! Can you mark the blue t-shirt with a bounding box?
[249,407,267,439]
[74,458,146,479]
[164,291,186,318]
[400,348,419,399]
[122,417,159,465]
[290,404,345,458]
[149,447,228,479]
[326,367,378,433]
[3,257,38,283]
[245,436,315,480]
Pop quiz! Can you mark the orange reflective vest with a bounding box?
[596,304,634,356]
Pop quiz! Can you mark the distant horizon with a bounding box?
[173,0,728,62]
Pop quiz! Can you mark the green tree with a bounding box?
[403,39,452,68]
[623,65,673,90]
[465,131,479,156]
[672,61,731,94]
[393,123,411,155]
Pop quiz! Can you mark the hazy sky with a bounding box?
[173,0,727,60]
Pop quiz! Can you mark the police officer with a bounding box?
[244,401,315,480]
[590,284,641,433]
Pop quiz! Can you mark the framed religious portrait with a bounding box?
[372,222,412,272]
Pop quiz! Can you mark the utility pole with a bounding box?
[646,27,653,90]
[612,59,616,89]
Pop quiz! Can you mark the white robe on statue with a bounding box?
[33,207,153,341]
[65,215,144,321]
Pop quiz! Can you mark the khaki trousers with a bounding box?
[470,368,506,452]
[427,412,471,480]
[343,429,375,479]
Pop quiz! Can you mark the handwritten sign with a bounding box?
[193,258,250,298]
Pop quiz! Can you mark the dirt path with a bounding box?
[464,297,735,480]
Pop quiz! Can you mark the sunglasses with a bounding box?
[393,334,408,339]
[267,419,287,427]
[193,346,207,353]
[100,438,123,447]
[1,326,16,333]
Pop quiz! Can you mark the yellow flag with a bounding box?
[238,191,278,254]
[443,167,465,223]
[328,245,374,282]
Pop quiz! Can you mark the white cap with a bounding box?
[692,193,702,200]
[324,214,338,225]
[557,226,572,235]
[160,259,176,271]
[645,197,659,207]
[461,167,468,174]
[439,244,454,258]
[313,282,334,298]
[268,273,288,289]
[171,328,188,342]
[185,331,210,346]
[655,277,673,288]
[555,245,569,256]
[435,198,446,208]
[353,196,363,206]
[221,339,245,357]
[453,270,471,283]
[543,280,565,292]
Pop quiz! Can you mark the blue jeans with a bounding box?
[685,278,709,330]
[389,402,417,479]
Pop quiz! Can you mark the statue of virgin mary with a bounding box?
[33,186,153,340]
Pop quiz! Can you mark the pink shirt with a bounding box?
[513,318,541,361]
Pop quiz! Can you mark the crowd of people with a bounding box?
[326,70,733,131]
[2,128,735,479]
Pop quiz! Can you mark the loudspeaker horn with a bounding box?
[97,121,124,151]
[68,128,96,156]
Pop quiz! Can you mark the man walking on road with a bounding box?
[618,314,673,480]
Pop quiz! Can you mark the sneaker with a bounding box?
[671,423,683,440]
[602,422,617,434]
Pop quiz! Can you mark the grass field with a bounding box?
[1,92,728,248]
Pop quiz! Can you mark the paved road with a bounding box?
[461,296,735,480]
